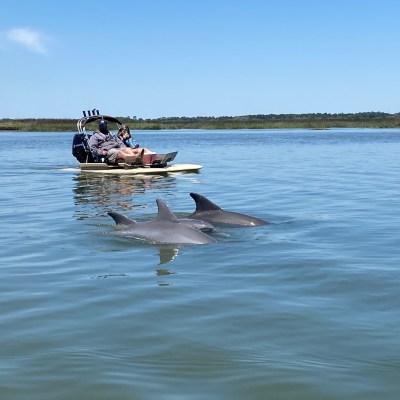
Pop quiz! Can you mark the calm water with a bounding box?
[0,128,399,399]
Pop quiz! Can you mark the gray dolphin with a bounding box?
[178,218,217,232]
[108,199,217,245]
[187,192,268,227]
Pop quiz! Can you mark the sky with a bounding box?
[1,0,400,119]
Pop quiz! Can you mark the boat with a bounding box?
[72,110,203,175]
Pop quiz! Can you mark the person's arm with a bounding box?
[116,136,128,149]
[126,137,139,148]
[88,133,102,157]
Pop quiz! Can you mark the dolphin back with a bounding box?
[188,193,268,227]
[155,199,180,222]
[108,200,216,245]
[179,218,217,232]
[190,192,221,212]
[108,211,136,226]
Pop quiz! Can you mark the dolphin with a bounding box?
[178,218,217,232]
[187,192,268,227]
[108,198,217,245]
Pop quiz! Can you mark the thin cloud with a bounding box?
[6,27,47,54]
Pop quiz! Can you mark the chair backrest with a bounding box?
[156,151,178,163]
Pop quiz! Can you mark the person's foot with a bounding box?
[137,148,145,163]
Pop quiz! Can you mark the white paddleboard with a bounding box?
[79,163,203,175]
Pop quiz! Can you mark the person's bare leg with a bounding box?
[119,149,145,164]
[123,148,150,156]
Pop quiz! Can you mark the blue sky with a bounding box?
[1,0,400,118]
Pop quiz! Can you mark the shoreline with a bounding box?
[1,112,400,131]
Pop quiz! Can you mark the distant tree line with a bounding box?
[1,112,400,131]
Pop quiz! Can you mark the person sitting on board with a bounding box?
[116,124,139,149]
[88,120,150,164]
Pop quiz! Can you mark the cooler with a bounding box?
[142,151,157,165]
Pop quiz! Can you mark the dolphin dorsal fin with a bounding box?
[155,199,180,222]
[190,193,221,212]
[108,211,136,226]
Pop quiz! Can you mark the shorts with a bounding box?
[106,148,121,163]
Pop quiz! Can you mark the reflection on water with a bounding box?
[158,245,180,264]
[94,273,130,279]
[73,172,177,219]
[156,252,177,286]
